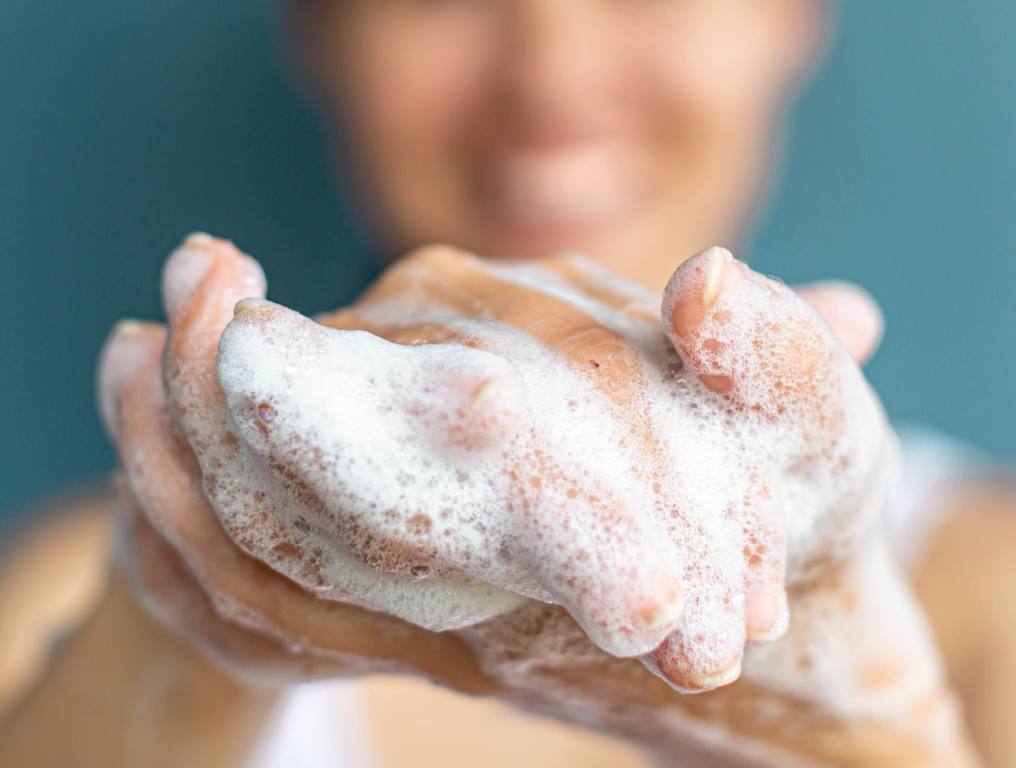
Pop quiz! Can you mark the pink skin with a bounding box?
[97,269,499,695]
[100,235,885,694]
[654,247,883,690]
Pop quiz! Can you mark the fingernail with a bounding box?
[184,231,243,260]
[472,377,501,404]
[702,247,729,309]
[184,231,218,248]
[701,247,743,310]
[163,241,215,322]
[746,588,790,645]
[638,586,684,631]
[234,297,272,316]
[112,319,146,337]
[686,658,742,691]
[748,606,790,645]
[98,322,158,439]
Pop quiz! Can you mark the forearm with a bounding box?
[0,571,281,768]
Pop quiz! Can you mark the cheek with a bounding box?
[630,15,788,189]
[320,9,498,242]
[332,13,493,165]
[645,7,791,122]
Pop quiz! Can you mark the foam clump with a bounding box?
[190,246,892,683]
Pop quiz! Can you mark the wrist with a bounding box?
[1,570,280,766]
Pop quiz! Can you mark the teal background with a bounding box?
[2,2,1015,522]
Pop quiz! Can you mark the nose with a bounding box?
[494,0,618,141]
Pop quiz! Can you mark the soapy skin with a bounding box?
[105,234,888,692]
[97,235,976,765]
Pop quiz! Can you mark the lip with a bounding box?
[475,143,640,248]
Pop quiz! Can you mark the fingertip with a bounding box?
[797,281,884,364]
[220,300,295,370]
[97,320,165,440]
[648,610,748,693]
[701,246,734,310]
[745,587,790,645]
[233,297,275,317]
[578,608,683,659]
[162,237,216,324]
[227,299,318,343]
[161,233,266,326]
[621,575,687,654]
[662,248,748,396]
[663,246,745,341]
[469,371,527,428]
[650,646,743,694]
[536,542,685,658]
[686,657,743,693]
[636,583,684,633]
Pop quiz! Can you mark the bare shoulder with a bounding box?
[911,475,1016,768]
[0,481,115,715]
[911,472,1016,665]
[930,474,1016,554]
[913,473,1016,592]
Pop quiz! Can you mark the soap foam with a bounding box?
[188,248,892,681]
[144,241,966,757]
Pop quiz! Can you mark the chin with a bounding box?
[472,214,636,263]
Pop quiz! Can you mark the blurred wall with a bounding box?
[2,1,1014,523]
[753,1,1016,463]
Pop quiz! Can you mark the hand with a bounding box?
[102,236,888,693]
[98,239,493,693]
[98,236,978,765]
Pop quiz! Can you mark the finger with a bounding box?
[97,320,166,442]
[170,238,528,635]
[516,474,686,658]
[220,298,529,479]
[159,233,279,558]
[218,298,530,625]
[662,247,747,396]
[796,282,883,365]
[662,247,859,435]
[741,476,789,644]
[663,248,890,612]
[117,492,363,684]
[111,319,209,546]
[110,322,499,692]
[645,578,747,693]
[359,245,647,407]
[241,300,528,453]
[466,262,690,647]
[220,299,686,653]
[161,232,266,448]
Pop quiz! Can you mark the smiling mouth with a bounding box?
[476,143,641,246]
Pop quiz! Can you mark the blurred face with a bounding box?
[298,0,819,288]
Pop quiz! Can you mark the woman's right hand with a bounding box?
[98,237,495,693]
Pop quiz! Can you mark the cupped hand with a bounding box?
[98,241,492,693]
[99,235,888,694]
